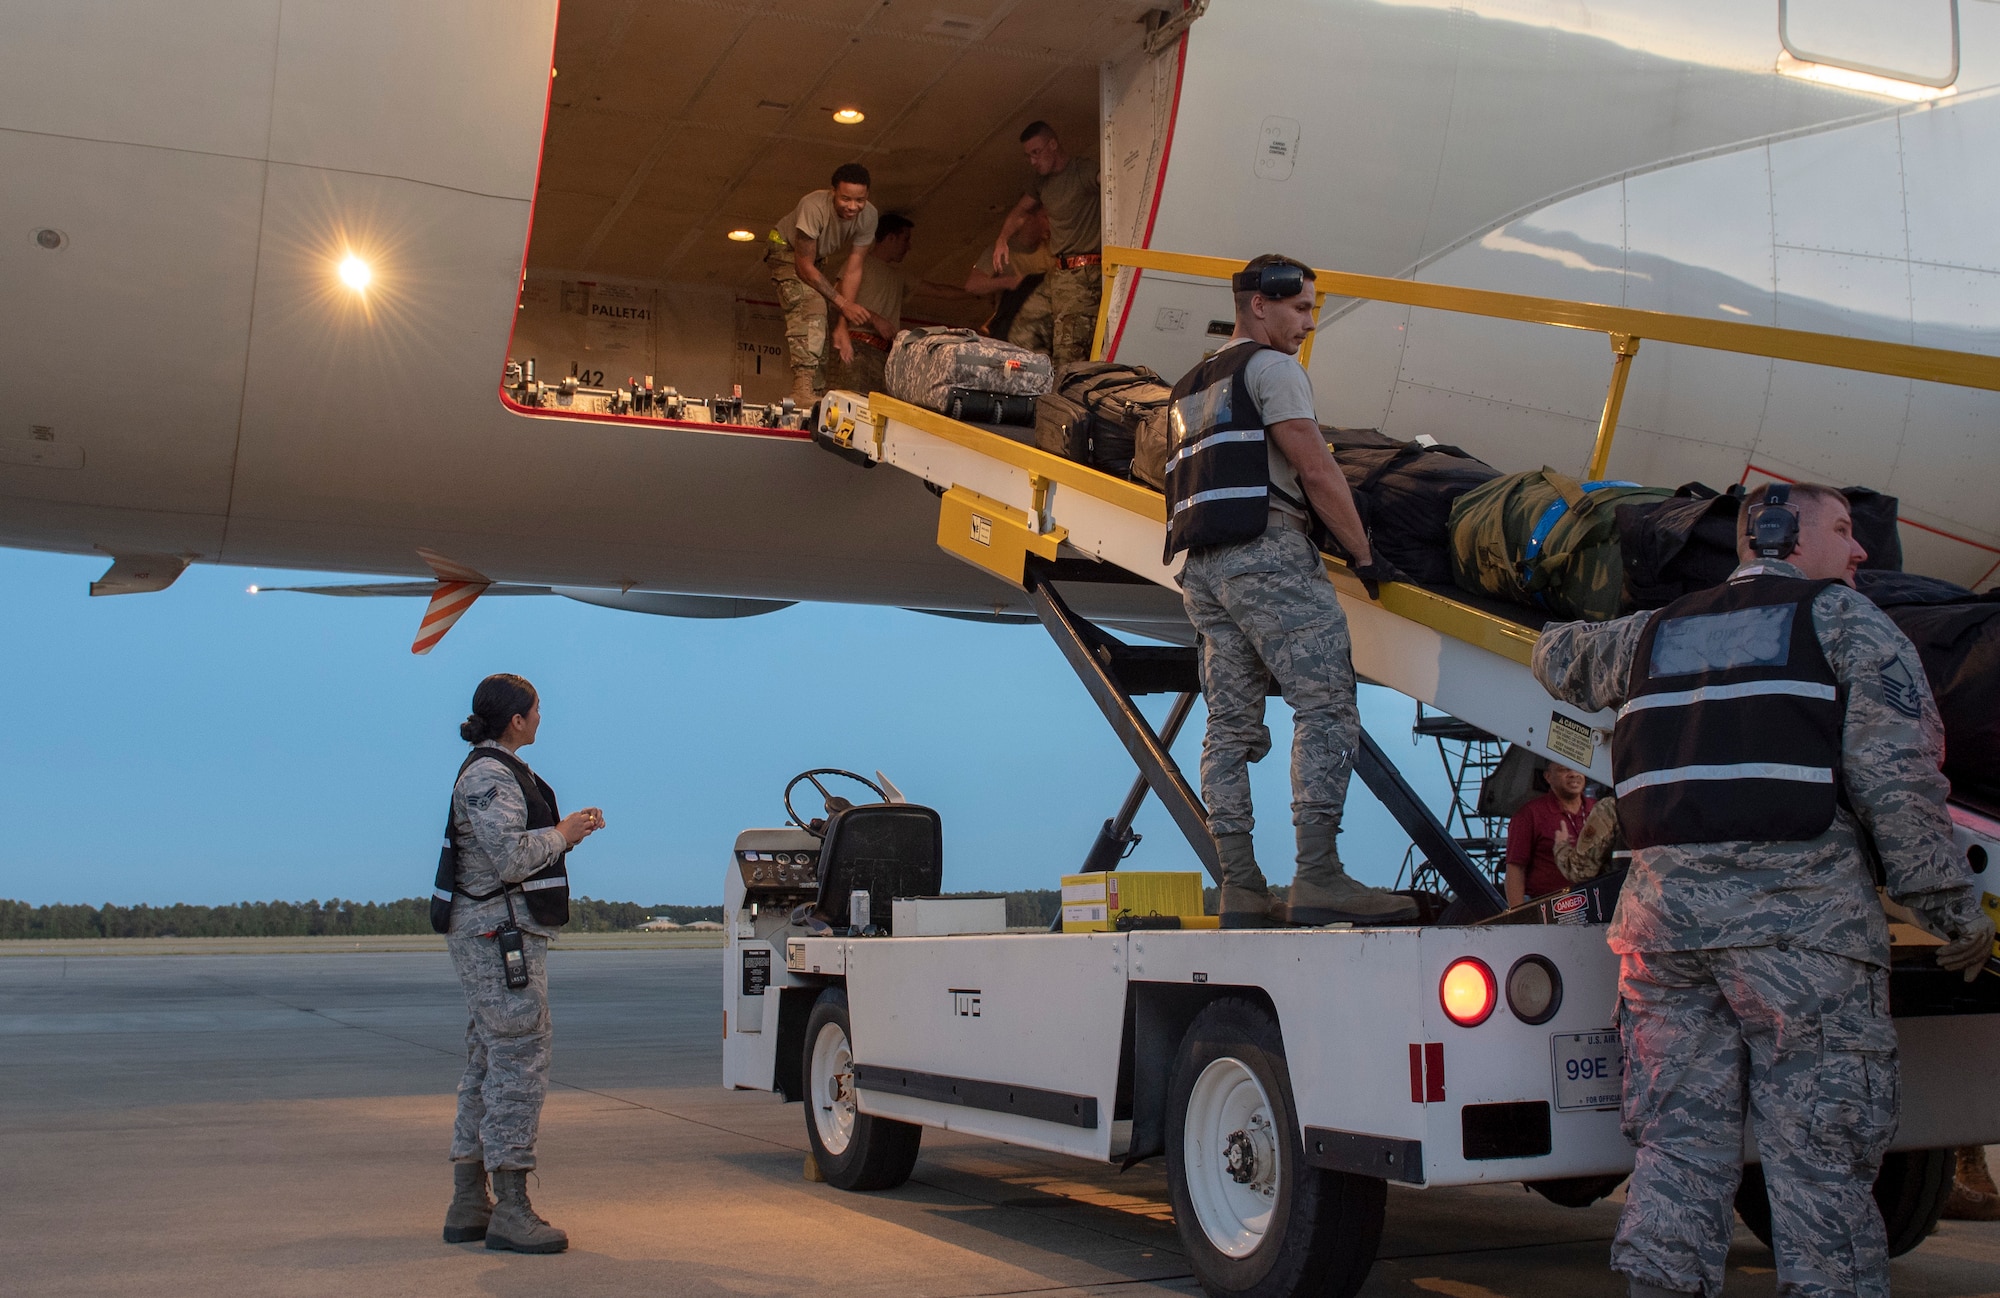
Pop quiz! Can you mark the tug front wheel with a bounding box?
[1166,998,1386,1298]
[802,986,921,1191]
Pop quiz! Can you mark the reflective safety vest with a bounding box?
[1611,574,1843,849]
[1163,341,1285,560]
[429,747,571,933]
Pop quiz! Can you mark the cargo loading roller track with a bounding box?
[813,390,2000,909]
[815,391,1610,785]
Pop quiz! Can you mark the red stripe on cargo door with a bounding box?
[1409,1043,1424,1102]
[1424,1042,1446,1102]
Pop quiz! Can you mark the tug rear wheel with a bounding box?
[1734,1147,1952,1257]
[1166,998,1386,1298]
[802,986,921,1191]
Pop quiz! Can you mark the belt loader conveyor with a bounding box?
[712,390,2000,1298]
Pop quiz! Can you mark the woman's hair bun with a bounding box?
[463,674,536,745]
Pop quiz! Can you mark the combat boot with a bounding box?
[1284,823,1419,926]
[442,1161,492,1243]
[789,373,819,408]
[485,1169,569,1254]
[1216,833,1281,929]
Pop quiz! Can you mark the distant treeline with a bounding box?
[0,897,726,940]
[977,890,1060,928]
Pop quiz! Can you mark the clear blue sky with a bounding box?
[0,546,1456,908]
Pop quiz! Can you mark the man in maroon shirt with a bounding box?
[1504,761,1594,906]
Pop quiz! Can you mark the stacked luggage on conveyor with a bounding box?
[877,344,1998,816]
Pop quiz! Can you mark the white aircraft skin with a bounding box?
[1,0,1994,629]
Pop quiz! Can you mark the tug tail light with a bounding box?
[1440,957,1497,1027]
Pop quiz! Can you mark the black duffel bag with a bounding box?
[1040,361,1172,478]
[1857,570,2000,817]
[1616,483,1743,610]
[1332,438,1499,585]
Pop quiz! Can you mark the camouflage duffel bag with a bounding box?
[1448,467,1671,622]
[884,327,1053,413]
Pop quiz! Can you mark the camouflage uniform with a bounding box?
[1180,518,1359,845]
[447,744,569,1172]
[1533,559,1984,1298]
[1005,279,1054,356]
[1045,265,1102,372]
[767,249,829,399]
[825,341,887,399]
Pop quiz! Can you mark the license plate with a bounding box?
[1551,1030,1623,1111]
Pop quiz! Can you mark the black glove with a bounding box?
[1351,550,1408,600]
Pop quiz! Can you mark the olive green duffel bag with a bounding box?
[1447,468,1672,622]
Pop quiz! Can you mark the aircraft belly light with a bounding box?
[337,254,371,291]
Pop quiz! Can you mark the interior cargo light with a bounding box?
[1505,955,1563,1025]
[832,107,865,124]
[337,254,371,291]
[726,229,757,242]
[1440,958,1497,1027]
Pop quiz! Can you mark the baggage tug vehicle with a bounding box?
[720,279,2000,1296]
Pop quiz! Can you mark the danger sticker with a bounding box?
[1547,713,1596,767]
[970,514,993,546]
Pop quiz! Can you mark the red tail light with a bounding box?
[1440,957,1497,1027]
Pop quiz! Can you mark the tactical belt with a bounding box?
[850,329,892,352]
[1058,253,1103,269]
[1269,507,1309,533]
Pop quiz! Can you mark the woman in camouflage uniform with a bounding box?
[441,674,603,1254]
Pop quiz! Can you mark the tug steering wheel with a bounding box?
[783,768,887,836]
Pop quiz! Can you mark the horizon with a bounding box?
[0,547,1453,910]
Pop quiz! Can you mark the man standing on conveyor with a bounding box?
[767,163,880,407]
[990,121,1099,373]
[1165,253,1412,929]
[1533,482,1994,1298]
[825,213,914,397]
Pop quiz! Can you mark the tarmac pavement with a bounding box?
[3,946,1995,1297]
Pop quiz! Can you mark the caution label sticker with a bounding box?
[1547,712,1596,768]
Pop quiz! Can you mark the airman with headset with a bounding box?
[1163,252,1412,929]
[1534,482,1992,1298]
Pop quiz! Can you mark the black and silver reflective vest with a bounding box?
[1163,341,1286,560]
[429,747,571,933]
[1610,573,1843,849]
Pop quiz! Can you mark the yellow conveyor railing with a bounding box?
[1090,245,2000,480]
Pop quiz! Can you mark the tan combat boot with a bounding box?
[485,1169,569,1254]
[789,372,820,408]
[442,1161,492,1243]
[1284,824,1419,926]
[1945,1145,2000,1220]
[1216,832,1281,929]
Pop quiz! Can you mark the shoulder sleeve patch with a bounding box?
[467,785,501,811]
[1878,654,1925,719]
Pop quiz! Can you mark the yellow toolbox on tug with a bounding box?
[1059,870,1210,933]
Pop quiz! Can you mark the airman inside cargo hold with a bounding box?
[1164,253,1411,930]
[767,163,880,406]
[965,207,1055,356]
[991,121,1100,372]
[825,213,915,397]
[1533,483,1995,1298]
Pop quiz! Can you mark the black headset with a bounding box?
[1231,260,1308,301]
[1747,483,1799,559]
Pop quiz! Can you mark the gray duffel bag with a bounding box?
[884,327,1053,413]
